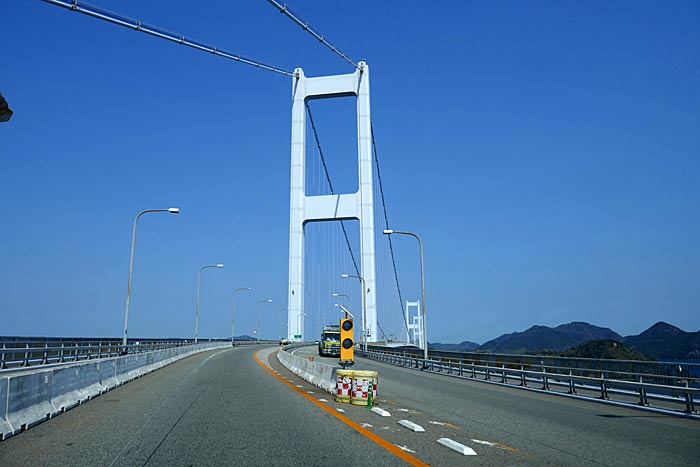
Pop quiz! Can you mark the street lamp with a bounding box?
[232,287,252,344]
[257,299,272,342]
[341,273,367,352]
[195,263,224,343]
[122,207,180,347]
[384,229,428,361]
[332,293,350,307]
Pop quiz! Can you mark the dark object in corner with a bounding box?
[0,92,13,122]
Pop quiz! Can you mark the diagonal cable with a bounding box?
[305,102,361,277]
[371,121,410,339]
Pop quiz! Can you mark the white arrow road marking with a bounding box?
[471,439,495,446]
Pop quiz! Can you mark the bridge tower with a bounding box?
[287,61,377,343]
[405,300,423,348]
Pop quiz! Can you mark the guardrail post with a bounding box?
[541,367,549,391]
[23,343,30,367]
[568,370,577,395]
[501,363,507,383]
[519,363,527,386]
[0,342,6,369]
[600,372,609,399]
[637,376,648,406]
[485,366,490,381]
[684,380,696,413]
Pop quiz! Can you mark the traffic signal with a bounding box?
[339,318,354,362]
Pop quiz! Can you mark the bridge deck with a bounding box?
[1,345,698,466]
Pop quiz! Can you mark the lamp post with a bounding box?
[332,293,350,308]
[384,229,428,361]
[279,307,288,340]
[257,299,272,342]
[195,263,224,343]
[122,207,179,347]
[232,287,252,344]
[341,273,367,352]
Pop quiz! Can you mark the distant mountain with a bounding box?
[623,322,700,360]
[429,340,480,352]
[479,322,622,353]
[234,334,256,341]
[559,339,650,360]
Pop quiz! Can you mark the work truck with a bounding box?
[318,324,341,357]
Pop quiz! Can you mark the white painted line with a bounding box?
[296,385,303,388]
[307,391,315,394]
[395,444,416,453]
[361,423,373,428]
[397,408,410,412]
[471,439,495,446]
[399,420,425,432]
[437,438,477,456]
[318,398,328,402]
[336,408,345,413]
[371,407,391,417]
[428,421,446,426]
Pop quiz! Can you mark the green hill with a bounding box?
[559,339,651,360]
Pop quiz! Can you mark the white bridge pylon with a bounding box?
[287,61,377,343]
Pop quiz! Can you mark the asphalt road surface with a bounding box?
[292,345,700,467]
[2,345,698,466]
[0,346,409,467]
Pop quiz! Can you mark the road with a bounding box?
[0,346,409,467]
[293,345,700,467]
[1,345,698,466]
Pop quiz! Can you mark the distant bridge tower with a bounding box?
[287,61,377,343]
[405,300,423,347]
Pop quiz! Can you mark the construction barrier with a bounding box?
[335,369,353,403]
[351,370,378,406]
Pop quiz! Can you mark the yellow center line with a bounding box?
[254,349,430,467]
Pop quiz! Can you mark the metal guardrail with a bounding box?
[0,337,270,370]
[362,347,699,416]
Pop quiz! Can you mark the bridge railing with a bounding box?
[361,346,699,415]
[0,337,262,370]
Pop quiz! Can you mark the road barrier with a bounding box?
[0,341,230,440]
[362,348,699,417]
[0,337,257,369]
[277,346,337,394]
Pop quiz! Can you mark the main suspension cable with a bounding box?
[266,0,358,69]
[42,0,294,77]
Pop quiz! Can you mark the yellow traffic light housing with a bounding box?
[339,318,354,363]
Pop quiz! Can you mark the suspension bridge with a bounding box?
[1,2,698,466]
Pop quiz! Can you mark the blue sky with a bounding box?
[2,1,698,344]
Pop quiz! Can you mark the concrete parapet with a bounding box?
[277,348,337,395]
[0,342,229,441]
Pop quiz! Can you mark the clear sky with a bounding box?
[2,1,698,344]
